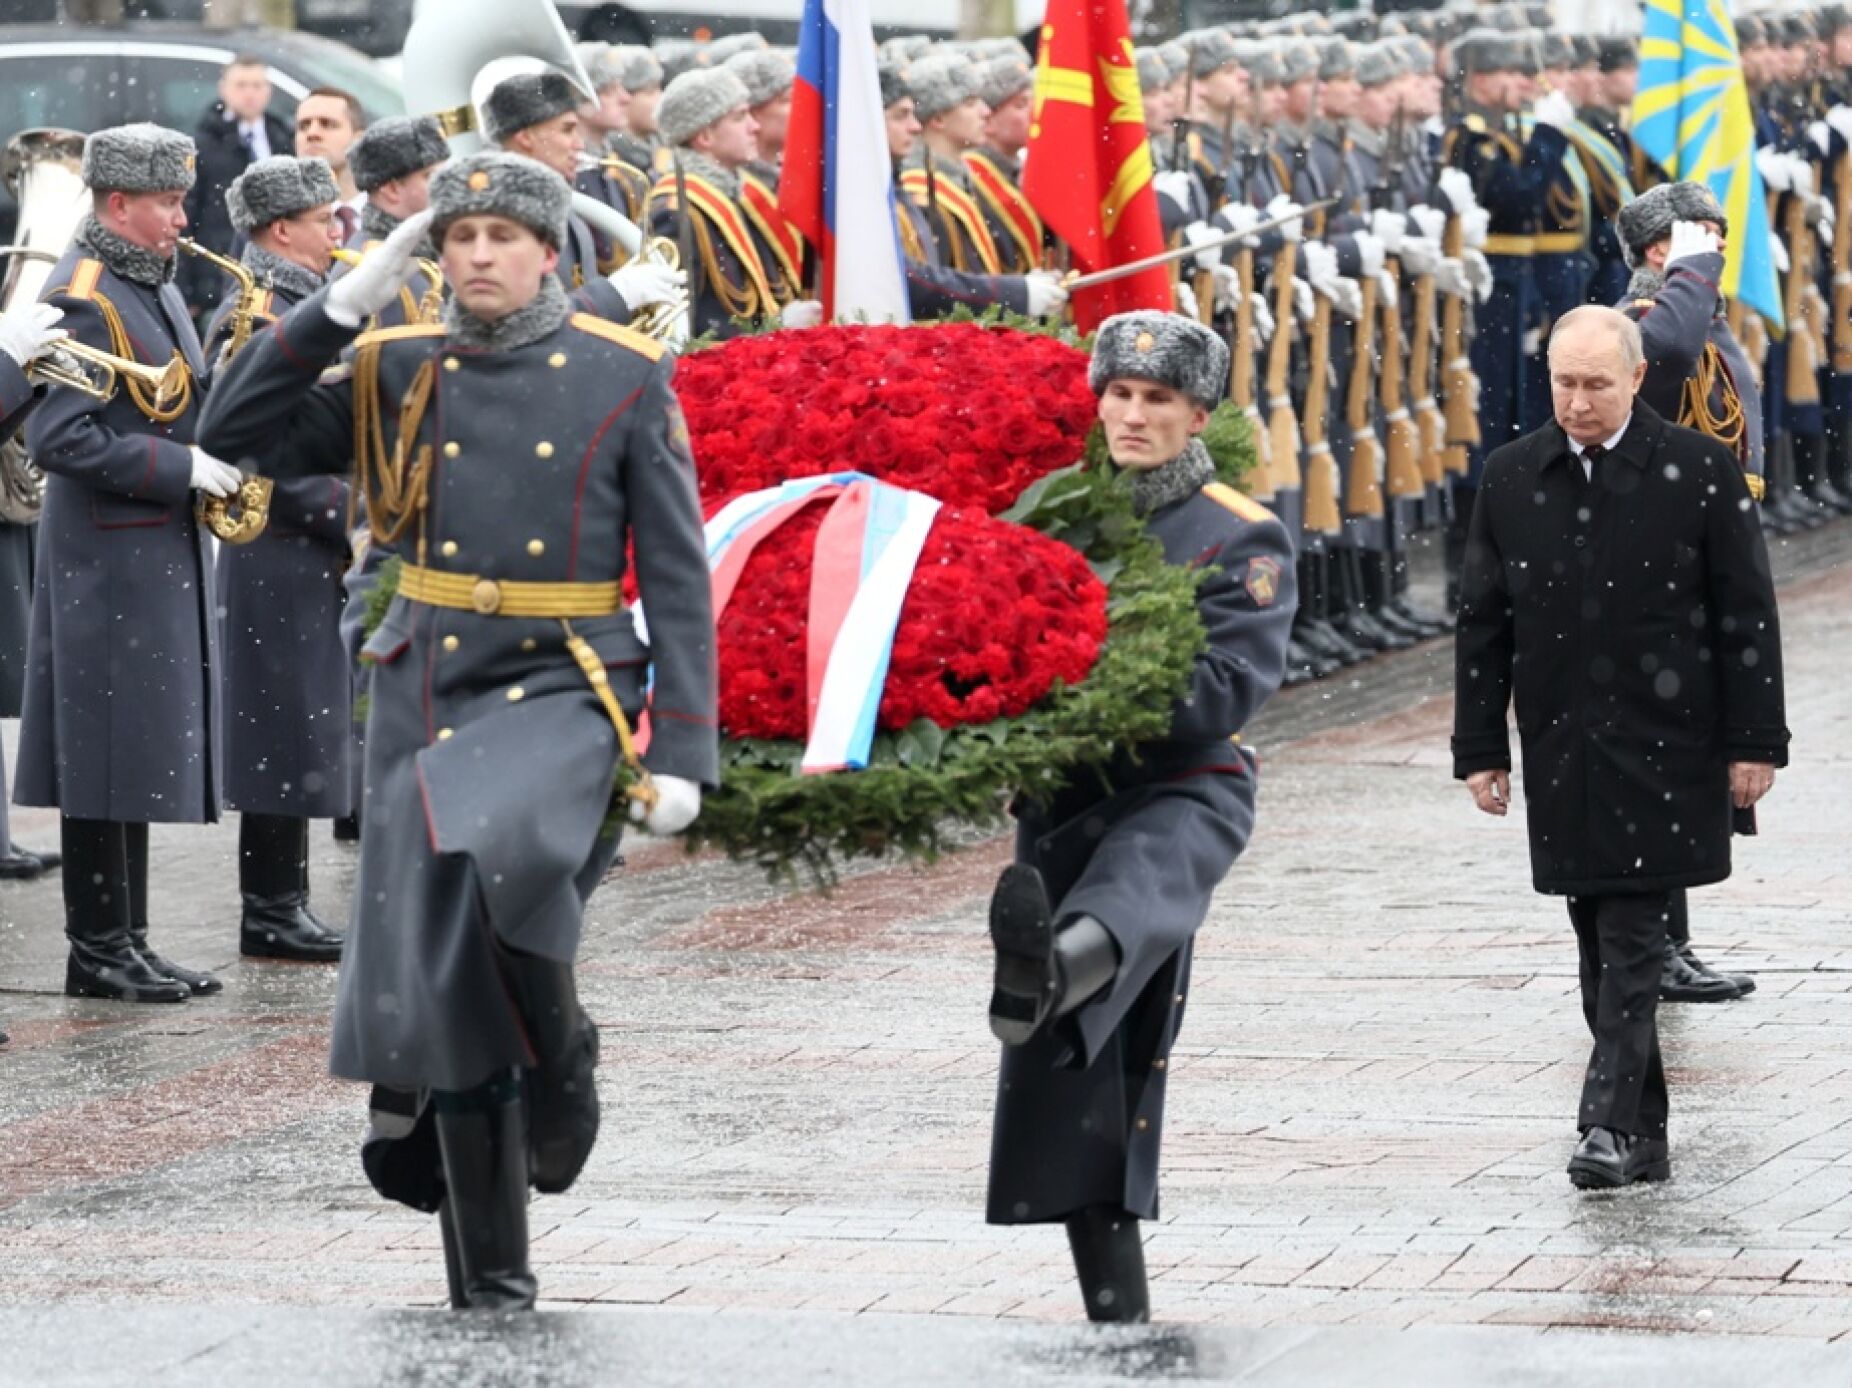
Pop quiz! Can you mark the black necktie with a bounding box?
[242,128,258,161]
[335,206,358,244]
[1582,443,1605,477]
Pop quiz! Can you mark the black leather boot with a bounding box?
[500,949,600,1195]
[124,823,220,996]
[1297,552,1369,666]
[332,814,361,843]
[439,1199,468,1310]
[61,817,189,1004]
[433,1074,537,1311]
[0,845,59,879]
[239,813,343,962]
[1065,1205,1151,1323]
[1352,550,1416,649]
[1388,551,1452,633]
[0,1020,9,1046]
[987,865,1119,1046]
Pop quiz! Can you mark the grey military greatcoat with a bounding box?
[0,357,40,716]
[199,287,717,1093]
[205,279,355,819]
[988,481,1296,1225]
[17,247,221,823]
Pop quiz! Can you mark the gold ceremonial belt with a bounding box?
[1531,232,1584,253]
[1481,234,1537,256]
[398,564,624,618]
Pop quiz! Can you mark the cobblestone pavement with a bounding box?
[0,530,1849,1346]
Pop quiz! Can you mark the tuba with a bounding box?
[0,128,88,524]
[400,0,690,348]
[178,237,274,544]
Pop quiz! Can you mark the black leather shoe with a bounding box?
[240,893,344,962]
[1388,594,1452,634]
[988,865,1059,1046]
[65,938,191,1004]
[1298,617,1369,667]
[1568,1126,1671,1189]
[1679,946,1755,997]
[0,848,56,880]
[1659,939,1741,1002]
[138,945,223,996]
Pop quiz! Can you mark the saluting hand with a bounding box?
[1728,762,1775,810]
[326,208,437,327]
[1467,769,1510,817]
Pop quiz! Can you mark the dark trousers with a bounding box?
[1567,891,1671,1139]
[60,817,150,942]
[1666,887,1690,947]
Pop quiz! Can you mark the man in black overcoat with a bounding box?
[1453,305,1789,1190]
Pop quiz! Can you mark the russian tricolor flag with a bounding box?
[779,0,910,324]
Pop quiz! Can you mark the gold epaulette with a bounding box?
[355,322,446,350]
[1465,113,1488,134]
[568,312,665,363]
[64,258,104,301]
[1201,480,1279,525]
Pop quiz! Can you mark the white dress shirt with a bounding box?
[1568,415,1632,480]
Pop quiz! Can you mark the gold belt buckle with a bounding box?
[471,578,502,615]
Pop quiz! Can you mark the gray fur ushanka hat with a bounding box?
[225,155,337,233]
[1615,181,1728,267]
[429,151,571,248]
[482,70,583,144]
[1089,311,1229,408]
[658,67,753,146]
[348,116,448,193]
[83,123,196,194]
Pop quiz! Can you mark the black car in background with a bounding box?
[0,0,416,58]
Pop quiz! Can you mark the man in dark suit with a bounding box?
[182,55,294,320]
[1453,305,1789,1190]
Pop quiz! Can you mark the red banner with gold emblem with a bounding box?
[1022,0,1171,330]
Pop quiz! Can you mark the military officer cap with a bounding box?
[225,154,336,233]
[1596,34,1638,70]
[482,70,584,145]
[610,44,664,93]
[976,54,1033,110]
[879,60,912,110]
[83,122,196,194]
[1355,43,1405,89]
[1615,180,1728,267]
[1135,46,1169,94]
[1318,38,1356,81]
[658,66,753,146]
[1089,310,1228,409]
[348,115,448,194]
[1181,28,1243,77]
[430,151,571,249]
[725,48,795,107]
[706,31,769,64]
[906,54,982,121]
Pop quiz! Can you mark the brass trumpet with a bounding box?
[31,337,188,409]
[178,237,272,544]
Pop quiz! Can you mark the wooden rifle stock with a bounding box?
[1302,294,1342,534]
[1264,242,1301,490]
[1343,273,1385,518]
[1834,149,1852,374]
[1439,208,1477,475]
[1405,257,1445,483]
[1784,189,1820,407]
[1231,246,1274,498]
[1377,255,1425,499]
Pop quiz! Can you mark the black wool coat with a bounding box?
[1452,402,1789,895]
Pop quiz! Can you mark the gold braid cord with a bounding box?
[351,342,437,552]
[89,290,191,423]
[690,210,765,320]
[1682,340,1748,466]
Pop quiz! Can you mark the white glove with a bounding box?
[1810,194,1835,235]
[1434,256,1471,298]
[1353,230,1385,279]
[1770,233,1791,274]
[1369,209,1407,253]
[1437,167,1477,216]
[1183,220,1224,271]
[1175,279,1203,321]
[1665,218,1721,267]
[1249,290,1276,345]
[1375,269,1399,312]
[608,258,686,312]
[1408,204,1447,242]
[325,208,436,327]
[1265,193,1305,242]
[1215,201,1264,246]
[1531,90,1575,131]
[1330,275,1363,321]
[1462,248,1494,302]
[1211,262,1242,315]
[1757,145,1792,192]
[779,298,825,328]
[1153,168,1194,208]
[0,301,65,368]
[1400,235,1442,277]
[189,445,241,498]
[1521,326,1543,358]
[1830,105,1852,145]
[1462,206,1490,249]
[1292,276,1315,323]
[1024,270,1069,318]
[1811,120,1833,157]
[630,773,701,835]
[1789,152,1817,197]
[1301,240,1341,295]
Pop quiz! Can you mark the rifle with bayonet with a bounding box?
[1232,137,1274,500]
[1375,101,1425,502]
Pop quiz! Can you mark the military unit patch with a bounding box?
[1244,555,1282,608]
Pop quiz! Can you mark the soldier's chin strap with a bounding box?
[561,619,659,813]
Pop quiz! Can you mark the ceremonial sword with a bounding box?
[1060,197,1341,291]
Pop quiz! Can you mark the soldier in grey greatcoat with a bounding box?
[206,155,351,962]
[0,300,71,1042]
[985,312,1296,1323]
[0,301,66,887]
[200,152,718,1311]
[20,124,245,1004]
